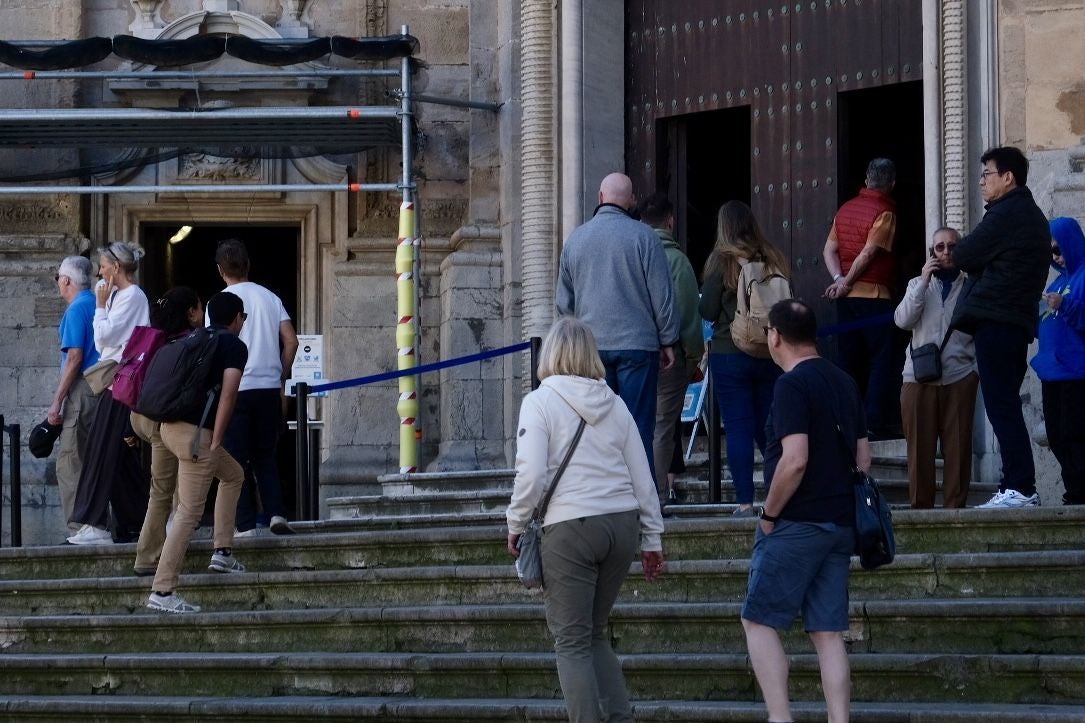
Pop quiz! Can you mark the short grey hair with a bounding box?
[58,256,93,289]
[97,241,145,274]
[865,158,896,191]
[537,316,606,381]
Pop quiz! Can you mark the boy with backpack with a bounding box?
[141,291,249,614]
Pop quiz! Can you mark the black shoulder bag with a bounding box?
[833,425,896,570]
[909,329,953,384]
[515,417,588,589]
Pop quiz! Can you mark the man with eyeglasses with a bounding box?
[894,227,977,508]
[951,146,1051,508]
[47,256,100,535]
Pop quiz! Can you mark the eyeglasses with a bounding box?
[933,243,957,253]
[1053,246,1063,257]
[240,312,248,321]
[980,169,1004,179]
[762,325,776,334]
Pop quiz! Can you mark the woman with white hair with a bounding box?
[506,316,665,722]
[67,241,150,545]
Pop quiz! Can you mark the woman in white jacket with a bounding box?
[67,241,151,545]
[506,317,665,723]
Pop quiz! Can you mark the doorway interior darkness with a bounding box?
[141,223,302,519]
[837,80,926,289]
[657,106,752,279]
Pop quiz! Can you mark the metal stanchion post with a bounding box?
[8,424,19,547]
[530,336,542,390]
[0,415,4,545]
[707,363,722,504]
[295,383,310,521]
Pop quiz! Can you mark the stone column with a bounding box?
[428,227,506,471]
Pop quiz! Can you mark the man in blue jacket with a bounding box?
[556,173,680,472]
[951,146,1050,508]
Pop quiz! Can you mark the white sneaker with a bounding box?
[66,524,113,545]
[233,528,259,538]
[147,592,200,614]
[978,489,1040,508]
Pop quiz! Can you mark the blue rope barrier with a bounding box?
[817,311,896,339]
[308,340,532,394]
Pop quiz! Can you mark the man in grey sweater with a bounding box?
[556,173,680,472]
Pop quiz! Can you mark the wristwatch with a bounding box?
[832,273,843,282]
[758,507,779,523]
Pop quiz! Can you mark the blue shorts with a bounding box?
[741,519,854,632]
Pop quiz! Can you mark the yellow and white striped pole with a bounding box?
[396,201,418,473]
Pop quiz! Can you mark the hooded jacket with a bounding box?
[506,375,664,551]
[1031,217,1085,381]
[950,186,1051,336]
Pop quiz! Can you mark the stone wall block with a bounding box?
[18,366,56,408]
[390,2,469,66]
[416,122,470,183]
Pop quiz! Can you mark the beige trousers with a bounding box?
[131,413,179,571]
[151,422,244,593]
[55,377,99,533]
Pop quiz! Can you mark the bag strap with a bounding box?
[530,416,587,523]
[806,363,864,477]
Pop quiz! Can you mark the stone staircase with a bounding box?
[0,485,1084,720]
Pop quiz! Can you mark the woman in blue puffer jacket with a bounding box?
[1031,216,1085,505]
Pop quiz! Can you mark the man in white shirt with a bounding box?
[213,239,300,535]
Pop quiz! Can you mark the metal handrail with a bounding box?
[0,415,22,547]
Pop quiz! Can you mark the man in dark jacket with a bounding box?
[951,146,1050,508]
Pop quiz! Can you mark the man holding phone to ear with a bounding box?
[894,227,977,508]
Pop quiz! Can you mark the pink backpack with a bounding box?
[111,326,167,409]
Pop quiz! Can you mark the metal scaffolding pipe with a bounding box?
[0,68,400,80]
[0,106,399,121]
[0,183,400,195]
[395,23,420,475]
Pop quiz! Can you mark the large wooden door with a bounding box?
[626,0,923,306]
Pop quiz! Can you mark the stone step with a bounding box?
[673,477,996,508]
[1,550,1082,616]
[0,696,1082,721]
[328,489,512,519]
[1,598,1083,656]
[0,652,1081,705]
[4,507,1085,581]
[376,469,514,496]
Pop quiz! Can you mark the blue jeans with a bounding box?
[973,321,1036,496]
[225,388,287,530]
[599,349,659,474]
[710,352,781,505]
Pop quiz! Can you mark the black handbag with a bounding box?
[909,329,953,384]
[832,421,895,570]
[514,417,587,589]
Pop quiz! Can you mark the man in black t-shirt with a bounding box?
[147,292,249,614]
[741,299,870,723]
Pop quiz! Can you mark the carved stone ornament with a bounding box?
[277,0,312,39]
[178,153,261,182]
[129,0,165,39]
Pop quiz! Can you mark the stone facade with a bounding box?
[3,1,1085,544]
[0,0,517,544]
[995,0,1085,505]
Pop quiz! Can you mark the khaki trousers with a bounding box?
[541,510,638,723]
[55,377,99,533]
[131,413,179,571]
[901,373,978,508]
[652,357,689,500]
[152,422,244,593]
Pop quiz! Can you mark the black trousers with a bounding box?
[70,389,149,540]
[1042,379,1085,505]
[972,321,1036,496]
[226,388,286,530]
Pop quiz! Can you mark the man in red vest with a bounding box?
[822,158,898,439]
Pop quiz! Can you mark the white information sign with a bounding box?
[286,334,326,397]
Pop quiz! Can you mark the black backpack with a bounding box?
[135,327,222,428]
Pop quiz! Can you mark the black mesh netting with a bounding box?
[0,33,417,70]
